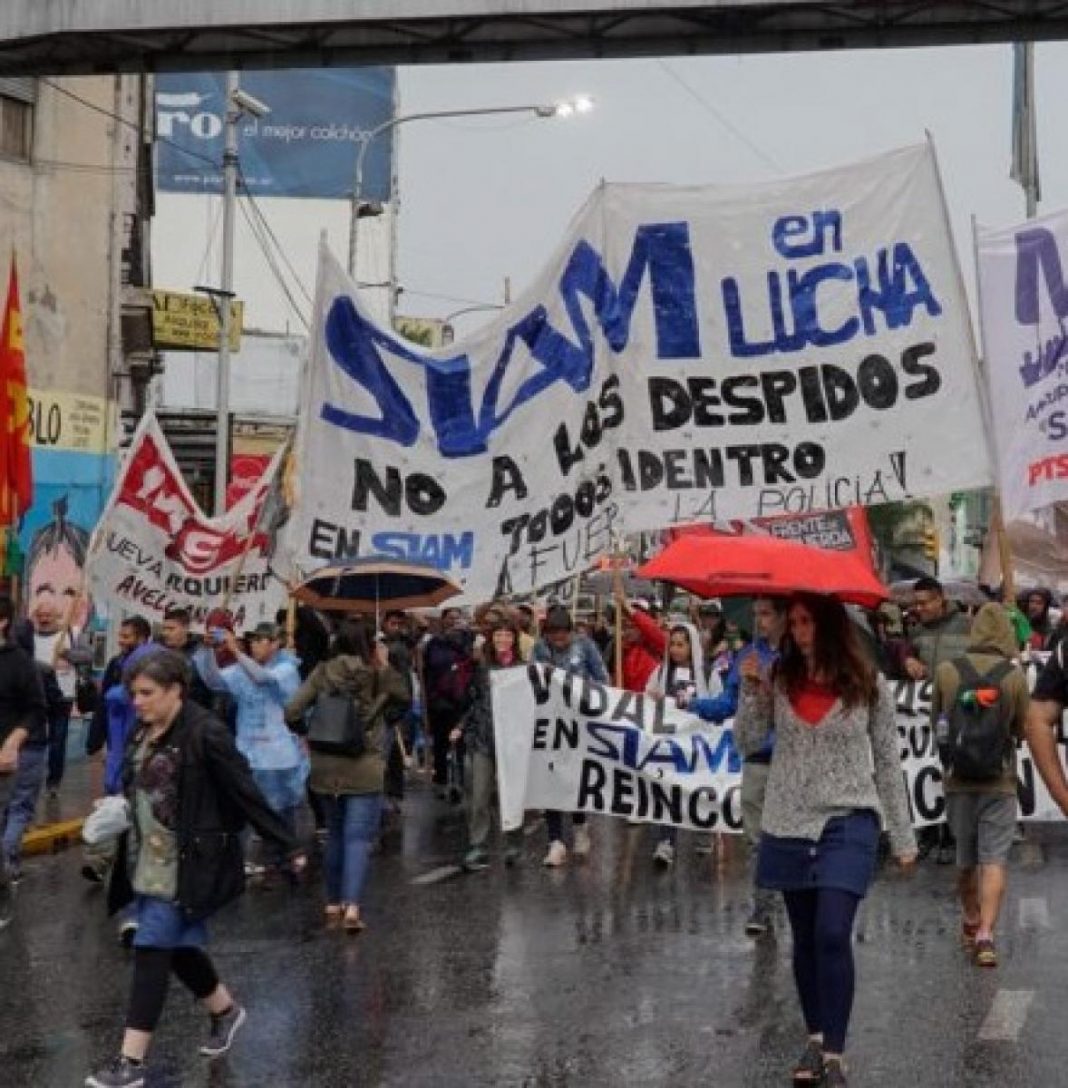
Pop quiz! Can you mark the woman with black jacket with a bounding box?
[86,651,305,1088]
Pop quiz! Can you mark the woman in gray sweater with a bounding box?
[734,593,917,1088]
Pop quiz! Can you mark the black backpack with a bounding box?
[944,658,1016,781]
[305,670,383,759]
[306,692,367,758]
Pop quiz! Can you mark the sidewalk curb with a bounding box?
[23,817,85,856]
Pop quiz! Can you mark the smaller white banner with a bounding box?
[493,665,1068,833]
[978,209,1068,520]
[86,413,287,629]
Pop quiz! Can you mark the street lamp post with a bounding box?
[208,75,270,515]
[214,71,239,517]
[440,303,505,346]
[347,97,593,281]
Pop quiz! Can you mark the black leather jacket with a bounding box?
[108,700,297,922]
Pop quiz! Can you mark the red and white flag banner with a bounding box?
[86,413,287,629]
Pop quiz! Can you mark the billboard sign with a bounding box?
[156,67,395,200]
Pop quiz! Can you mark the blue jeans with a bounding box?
[320,793,381,907]
[2,746,46,864]
[783,888,861,1053]
[47,708,71,788]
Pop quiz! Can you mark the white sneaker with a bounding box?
[543,840,568,867]
[653,840,675,867]
[573,827,592,858]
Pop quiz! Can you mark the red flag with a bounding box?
[0,256,32,525]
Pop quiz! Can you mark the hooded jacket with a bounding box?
[284,656,409,795]
[620,607,667,693]
[103,640,161,794]
[195,647,303,773]
[644,622,712,701]
[932,603,1029,796]
[906,600,971,675]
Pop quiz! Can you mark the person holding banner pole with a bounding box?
[645,621,713,867]
[532,606,608,867]
[422,609,475,801]
[615,599,666,694]
[194,625,306,881]
[451,620,524,870]
[734,593,916,1087]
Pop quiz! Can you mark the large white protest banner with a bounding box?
[493,665,1067,833]
[287,141,990,600]
[977,208,1068,521]
[86,413,287,628]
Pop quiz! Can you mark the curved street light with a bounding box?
[440,303,506,346]
[348,96,595,281]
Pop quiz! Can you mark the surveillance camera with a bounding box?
[231,88,270,119]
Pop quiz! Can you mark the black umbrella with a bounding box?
[293,557,462,614]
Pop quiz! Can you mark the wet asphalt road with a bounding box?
[4,783,1068,1088]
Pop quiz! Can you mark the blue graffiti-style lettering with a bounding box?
[369,530,475,570]
[322,223,699,457]
[772,209,843,260]
[1015,227,1068,325]
[855,243,941,334]
[723,242,941,359]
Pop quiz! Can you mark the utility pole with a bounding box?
[214,71,239,515]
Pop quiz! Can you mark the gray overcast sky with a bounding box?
[391,44,1059,334]
[154,43,1068,341]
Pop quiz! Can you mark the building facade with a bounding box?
[0,74,153,623]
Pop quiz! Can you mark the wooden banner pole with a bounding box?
[992,494,1017,605]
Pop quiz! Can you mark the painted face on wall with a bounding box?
[28,542,89,633]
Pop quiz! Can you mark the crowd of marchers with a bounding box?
[0,578,1066,1087]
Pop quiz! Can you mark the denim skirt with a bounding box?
[757,809,880,898]
[132,895,209,949]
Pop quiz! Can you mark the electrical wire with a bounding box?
[654,60,783,175]
[238,177,314,306]
[235,182,310,330]
[41,78,509,325]
[31,158,137,174]
[238,198,310,329]
[402,286,504,309]
[41,77,316,332]
[195,197,224,284]
[40,77,221,170]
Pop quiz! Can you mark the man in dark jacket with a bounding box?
[902,576,972,863]
[901,576,972,681]
[2,622,59,881]
[160,607,216,710]
[0,596,46,923]
[1022,588,1055,651]
[422,608,475,799]
[380,610,414,808]
[83,616,153,886]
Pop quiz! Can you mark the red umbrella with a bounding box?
[636,532,888,609]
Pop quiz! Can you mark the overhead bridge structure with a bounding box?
[0,2,1067,76]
